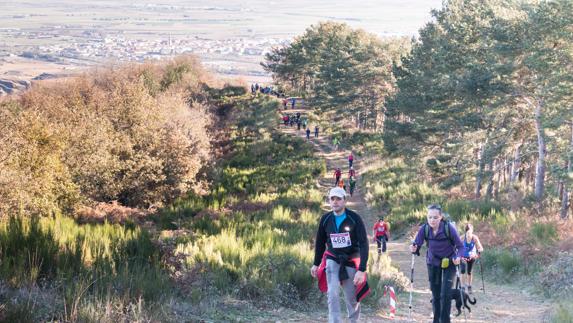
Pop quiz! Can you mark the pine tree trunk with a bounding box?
[494,168,500,199]
[502,158,508,187]
[534,100,547,201]
[486,158,495,199]
[475,142,486,199]
[510,143,522,183]
[561,122,573,219]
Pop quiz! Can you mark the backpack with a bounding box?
[422,220,455,247]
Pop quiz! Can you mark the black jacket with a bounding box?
[313,208,369,272]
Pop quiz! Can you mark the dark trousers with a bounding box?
[335,176,340,185]
[428,263,455,323]
[375,235,387,253]
[349,160,353,168]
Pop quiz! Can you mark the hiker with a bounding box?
[334,168,342,186]
[410,204,464,323]
[349,167,356,178]
[311,187,370,323]
[314,125,319,138]
[461,223,484,294]
[291,98,296,109]
[372,217,390,255]
[333,137,339,151]
[348,176,356,197]
[297,119,302,131]
[282,115,289,126]
[302,118,308,129]
[306,128,311,140]
[296,112,301,121]
[283,98,288,109]
[251,84,256,95]
[348,152,354,168]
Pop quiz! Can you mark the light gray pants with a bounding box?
[326,259,360,323]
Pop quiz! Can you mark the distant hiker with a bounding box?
[315,125,319,138]
[306,128,311,140]
[349,167,356,178]
[334,168,342,186]
[410,204,464,323]
[333,137,339,151]
[348,176,356,197]
[461,223,484,294]
[283,115,289,126]
[283,98,288,109]
[297,119,302,131]
[372,217,390,254]
[348,152,354,168]
[255,83,259,92]
[311,187,370,323]
[291,98,296,109]
[289,117,295,127]
[251,84,255,94]
[302,118,308,129]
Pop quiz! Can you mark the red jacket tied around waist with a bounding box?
[316,250,371,302]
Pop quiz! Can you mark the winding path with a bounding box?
[278,105,551,323]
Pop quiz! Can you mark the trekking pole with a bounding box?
[455,264,467,321]
[479,255,486,294]
[408,252,415,321]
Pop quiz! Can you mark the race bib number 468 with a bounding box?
[330,232,351,248]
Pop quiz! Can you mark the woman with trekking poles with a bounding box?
[410,204,465,323]
[461,223,484,294]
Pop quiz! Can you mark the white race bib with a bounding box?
[330,232,352,248]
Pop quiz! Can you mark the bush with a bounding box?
[480,248,522,282]
[551,302,573,323]
[0,56,213,214]
[445,199,503,222]
[530,222,558,246]
[362,158,443,231]
[0,215,167,296]
[537,252,573,298]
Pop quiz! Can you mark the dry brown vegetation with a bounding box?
[0,56,214,217]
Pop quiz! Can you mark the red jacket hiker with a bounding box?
[373,221,390,239]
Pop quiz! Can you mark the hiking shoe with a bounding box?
[468,285,473,294]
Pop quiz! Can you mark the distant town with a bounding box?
[0,25,287,76]
[0,0,442,96]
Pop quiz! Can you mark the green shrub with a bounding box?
[481,248,522,282]
[551,302,573,323]
[445,199,503,222]
[0,215,167,298]
[362,158,443,231]
[537,252,573,298]
[530,222,558,245]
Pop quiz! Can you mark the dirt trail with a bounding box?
[278,106,551,323]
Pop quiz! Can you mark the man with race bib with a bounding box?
[310,187,370,323]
